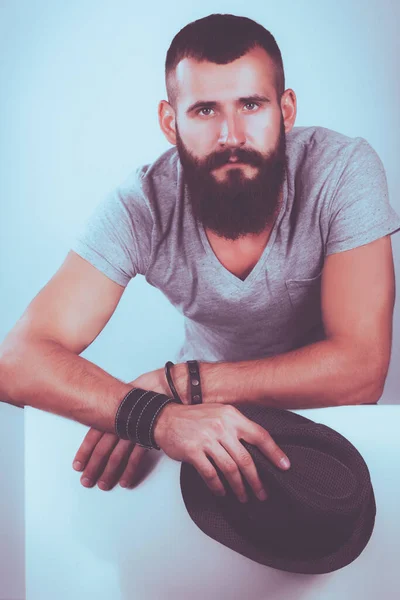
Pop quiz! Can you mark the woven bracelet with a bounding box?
[115,387,179,450]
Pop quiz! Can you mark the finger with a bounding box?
[221,438,268,502]
[246,422,291,470]
[228,407,290,471]
[72,428,104,471]
[191,453,227,497]
[96,439,136,490]
[118,445,149,488]
[80,433,120,488]
[207,443,249,503]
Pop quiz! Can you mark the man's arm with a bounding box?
[173,236,394,408]
[0,250,132,431]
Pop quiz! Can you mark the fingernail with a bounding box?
[73,461,82,471]
[280,457,291,469]
[216,490,226,496]
[120,481,128,488]
[81,477,92,487]
[98,481,109,491]
[257,488,268,501]
[239,494,248,503]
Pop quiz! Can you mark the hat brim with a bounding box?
[180,406,376,575]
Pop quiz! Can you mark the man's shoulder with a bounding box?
[134,146,179,184]
[286,126,369,178]
[113,146,181,232]
[116,146,179,208]
[116,146,178,192]
[287,125,361,153]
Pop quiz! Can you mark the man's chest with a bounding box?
[204,228,275,282]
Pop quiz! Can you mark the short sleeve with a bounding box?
[70,168,153,287]
[325,138,400,256]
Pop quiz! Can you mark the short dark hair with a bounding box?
[165,13,285,111]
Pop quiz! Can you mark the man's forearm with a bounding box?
[176,338,381,408]
[0,337,131,432]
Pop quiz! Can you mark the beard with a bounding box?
[175,117,287,241]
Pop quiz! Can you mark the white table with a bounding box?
[25,405,400,600]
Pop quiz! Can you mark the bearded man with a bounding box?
[1,14,399,502]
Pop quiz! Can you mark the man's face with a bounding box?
[172,46,287,241]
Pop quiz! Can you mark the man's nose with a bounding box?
[218,115,246,148]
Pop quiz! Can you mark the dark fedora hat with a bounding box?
[180,404,376,574]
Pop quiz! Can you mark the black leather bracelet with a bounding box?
[115,387,178,450]
[164,361,182,403]
[186,360,203,404]
[115,388,138,439]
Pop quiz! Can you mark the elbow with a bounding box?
[361,359,390,405]
[358,387,382,405]
[363,379,385,405]
[336,366,385,407]
[336,345,389,406]
[0,341,27,409]
[344,378,385,407]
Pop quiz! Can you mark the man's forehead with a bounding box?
[174,48,276,104]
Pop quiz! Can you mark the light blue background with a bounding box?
[1,1,399,598]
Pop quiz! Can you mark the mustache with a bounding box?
[203,148,265,170]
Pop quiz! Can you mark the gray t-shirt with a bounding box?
[71,126,400,363]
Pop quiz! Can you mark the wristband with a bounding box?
[115,387,180,450]
[186,360,203,404]
[164,361,183,403]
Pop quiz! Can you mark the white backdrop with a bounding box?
[1,1,399,598]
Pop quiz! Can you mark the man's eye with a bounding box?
[197,108,214,117]
[244,102,259,111]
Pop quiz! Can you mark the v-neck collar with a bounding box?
[195,172,288,289]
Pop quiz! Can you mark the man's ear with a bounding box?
[280,88,297,133]
[158,100,177,145]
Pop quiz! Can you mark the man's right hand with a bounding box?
[72,370,173,491]
[153,403,291,503]
[72,428,149,490]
